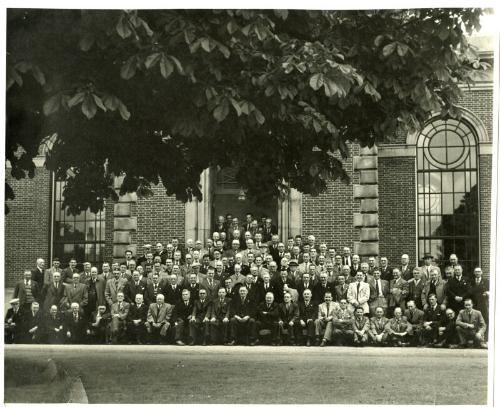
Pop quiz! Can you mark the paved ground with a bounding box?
[5,344,488,404]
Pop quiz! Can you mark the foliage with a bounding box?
[6,8,488,214]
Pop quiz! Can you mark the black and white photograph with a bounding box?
[2,2,498,405]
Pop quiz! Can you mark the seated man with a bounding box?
[315,291,339,346]
[331,299,354,346]
[436,308,459,348]
[256,292,280,345]
[422,294,444,346]
[208,287,232,345]
[5,298,22,344]
[43,305,64,344]
[88,304,111,344]
[455,298,487,349]
[369,306,389,346]
[110,292,130,344]
[298,289,317,346]
[278,292,299,345]
[189,288,212,345]
[146,293,174,344]
[173,289,194,346]
[127,293,148,344]
[385,307,412,347]
[352,306,370,346]
[404,300,424,346]
[64,302,87,344]
[228,285,257,346]
[22,302,42,344]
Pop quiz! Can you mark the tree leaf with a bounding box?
[43,94,61,116]
[31,65,46,85]
[81,94,97,119]
[144,52,161,69]
[201,38,214,52]
[324,78,339,97]
[254,109,265,125]
[230,98,242,116]
[116,15,132,39]
[382,42,397,57]
[67,92,85,107]
[227,21,238,34]
[309,73,324,91]
[159,55,174,79]
[120,57,137,80]
[274,10,289,20]
[374,34,385,47]
[92,94,107,111]
[213,101,229,122]
[102,94,119,110]
[397,43,409,57]
[79,34,95,51]
[118,101,131,120]
[168,55,184,74]
[140,19,154,36]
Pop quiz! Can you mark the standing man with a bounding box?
[407,268,425,310]
[368,270,389,316]
[85,267,106,317]
[446,265,469,313]
[31,258,46,288]
[469,267,489,327]
[387,268,408,316]
[61,273,88,311]
[14,270,40,314]
[347,271,370,315]
[400,254,413,281]
[44,258,61,286]
[41,271,65,313]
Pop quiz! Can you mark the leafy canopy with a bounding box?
[6,8,487,214]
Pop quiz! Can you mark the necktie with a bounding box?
[410,310,414,320]
[74,284,77,289]
[326,302,330,316]
[356,282,360,299]
[185,301,188,306]
[154,284,158,290]
[265,284,268,290]
[55,283,58,289]
[468,312,472,323]
[377,281,381,296]
[476,278,480,284]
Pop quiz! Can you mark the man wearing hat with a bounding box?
[5,298,22,343]
[418,253,439,281]
[288,259,301,283]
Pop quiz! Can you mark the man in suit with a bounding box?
[273,269,295,304]
[298,289,317,346]
[61,273,88,312]
[436,308,459,348]
[44,258,62,286]
[105,269,128,308]
[347,271,370,315]
[147,293,174,344]
[261,218,277,242]
[352,306,370,346]
[145,273,166,306]
[315,291,339,346]
[418,253,439,281]
[313,273,334,305]
[228,285,257,345]
[446,265,470,313]
[208,287,232,344]
[21,302,43,343]
[124,270,147,304]
[127,293,148,344]
[331,298,354,346]
[277,292,299,345]
[164,273,182,305]
[255,291,280,345]
[200,268,220,301]
[296,272,316,303]
[173,289,195,345]
[369,306,389,346]
[62,259,79,284]
[350,254,361,278]
[14,270,41,314]
[421,269,447,309]
[31,258,45,289]
[469,267,489,327]
[64,302,87,344]
[368,270,389,316]
[189,288,212,345]
[85,267,106,317]
[5,298,22,344]
[422,294,444,346]
[41,271,65,313]
[79,262,92,285]
[407,268,425,310]
[43,305,65,344]
[385,307,412,346]
[334,275,349,302]
[184,272,201,302]
[87,304,110,344]
[455,298,487,348]
[379,257,393,281]
[110,292,130,343]
[387,268,408,316]
[404,300,425,346]
[341,247,352,267]
[400,254,414,281]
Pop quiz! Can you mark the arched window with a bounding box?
[417,118,479,275]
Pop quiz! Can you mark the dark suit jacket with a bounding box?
[31,267,45,288]
[255,281,276,305]
[85,276,106,308]
[164,284,183,305]
[469,278,489,316]
[312,282,334,305]
[62,267,78,284]
[272,277,296,303]
[200,279,221,301]
[297,282,316,302]
[14,280,41,308]
[404,308,425,327]
[368,279,390,302]
[423,305,444,327]
[334,284,349,302]
[128,303,148,323]
[446,277,470,311]
[379,266,394,282]
[192,299,212,320]
[62,283,88,308]
[230,296,256,318]
[278,303,299,323]
[210,298,232,320]
[256,301,279,324]
[63,311,87,340]
[298,300,317,321]
[41,282,66,311]
[145,281,167,305]
[124,280,147,304]
[173,300,195,322]
[183,283,200,301]
[407,279,425,309]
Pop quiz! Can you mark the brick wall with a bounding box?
[5,168,51,287]
[479,155,492,277]
[378,157,417,267]
[301,145,360,251]
[136,182,186,253]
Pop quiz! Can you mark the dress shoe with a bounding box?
[250,339,259,346]
[306,339,311,347]
[176,340,185,346]
[226,340,236,346]
[479,343,488,349]
[320,339,326,347]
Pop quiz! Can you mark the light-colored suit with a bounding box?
[146,303,174,336]
[105,278,127,306]
[388,278,409,311]
[456,308,487,341]
[347,281,370,314]
[61,283,88,309]
[111,301,130,333]
[200,279,221,301]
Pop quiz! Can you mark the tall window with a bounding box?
[52,180,105,267]
[417,118,479,275]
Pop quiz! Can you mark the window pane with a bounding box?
[428,147,447,165]
[429,173,441,193]
[429,239,443,260]
[442,172,453,193]
[429,131,447,147]
[442,194,454,215]
[447,147,466,166]
[441,215,454,236]
[453,172,465,193]
[446,132,465,147]
[429,216,442,237]
[428,194,441,214]
[418,217,426,237]
[418,173,424,192]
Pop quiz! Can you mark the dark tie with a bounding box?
[356,283,360,299]
[326,303,330,316]
[55,283,58,289]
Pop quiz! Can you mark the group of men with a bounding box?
[5,213,489,348]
